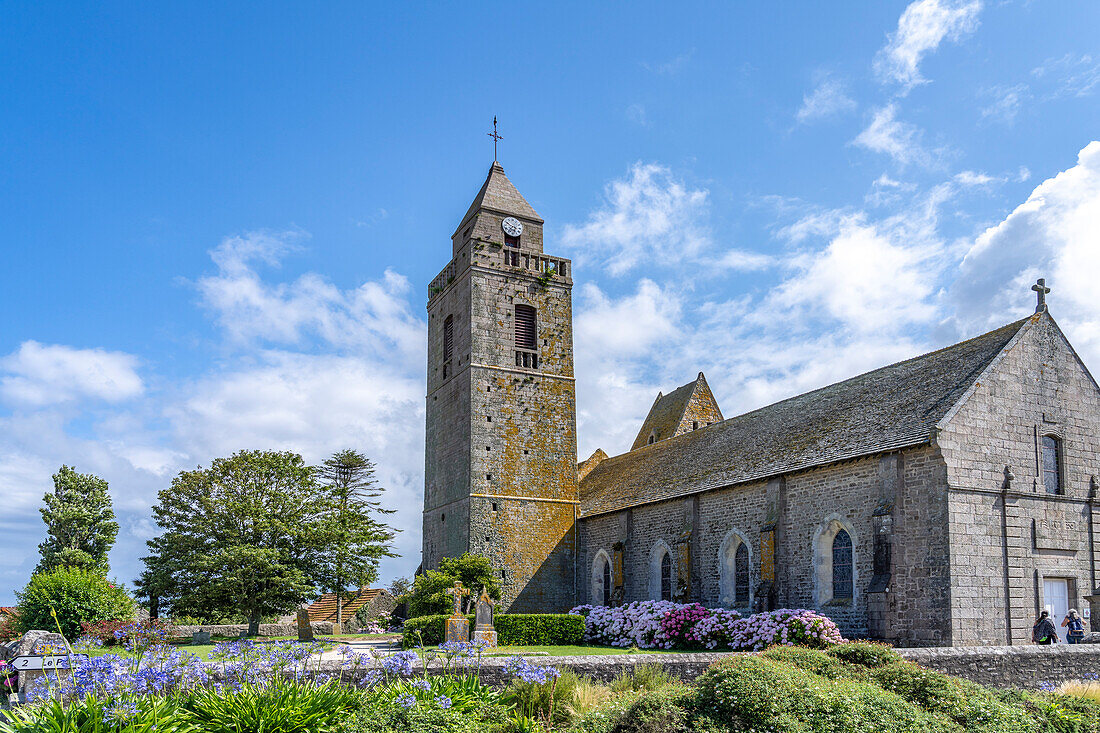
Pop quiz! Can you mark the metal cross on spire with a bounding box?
[1032,278,1051,313]
[488,116,503,162]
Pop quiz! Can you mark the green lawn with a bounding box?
[422,644,680,657]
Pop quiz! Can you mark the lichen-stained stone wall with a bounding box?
[579,444,952,646]
[678,381,723,433]
[937,313,1100,645]
[424,199,578,612]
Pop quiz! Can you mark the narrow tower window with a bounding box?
[505,232,520,248]
[1042,435,1063,495]
[515,304,538,369]
[443,315,454,362]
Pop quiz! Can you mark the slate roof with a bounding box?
[580,316,1033,517]
[630,376,704,451]
[454,162,543,236]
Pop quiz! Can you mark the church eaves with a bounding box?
[580,316,1033,517]
[453,162,543,237]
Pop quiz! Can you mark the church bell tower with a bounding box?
[423,162,578,612]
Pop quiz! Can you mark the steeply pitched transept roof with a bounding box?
[580,316,1034,517]
[630,373,722,451]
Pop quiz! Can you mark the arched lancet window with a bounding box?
[832,530,853,600]
[592,552,612,606]
[602,559,611,606]
[1042,435,1063,495]
[734,542,750,606]
[660,552,672,601]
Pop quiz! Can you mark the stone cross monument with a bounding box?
[444,581,470,644]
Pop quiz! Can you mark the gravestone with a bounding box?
[191,631,211,645]
[296,609,314,642]
[444,581,470,645]
[472,587,497,647]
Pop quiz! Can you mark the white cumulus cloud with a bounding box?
[797,77,857,123]
[874,0,983,92]
[0,342,144,407]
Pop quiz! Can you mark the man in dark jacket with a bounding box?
[1033,610,1059,645]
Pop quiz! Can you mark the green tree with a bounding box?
[313,449,397,625]
[140,450,321,635]
[36,465,119,575]
[16,567,134,640]
[408,553,501,618]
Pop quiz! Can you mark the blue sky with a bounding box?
[2,1,1099,605]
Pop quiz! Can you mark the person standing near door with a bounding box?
[1033,610,1059,645]
[1062,609,1085,644]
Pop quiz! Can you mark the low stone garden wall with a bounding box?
[897,644,1100,688]
[169,622,334,639]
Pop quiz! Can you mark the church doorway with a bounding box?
[1043,578,1069,624]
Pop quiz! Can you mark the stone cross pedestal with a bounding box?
[444,581,470,644]
[296,609,314,642]
[472,587,497,647]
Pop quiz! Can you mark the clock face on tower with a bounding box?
[501,217,524,237]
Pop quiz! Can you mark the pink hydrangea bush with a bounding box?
[569,603,843,651]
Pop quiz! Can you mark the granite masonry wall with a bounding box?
[424,199,578,613]
[579,444,952,646]
[937,313,1100,645]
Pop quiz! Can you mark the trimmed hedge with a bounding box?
[401,613,585,649]
[495,614,584,646]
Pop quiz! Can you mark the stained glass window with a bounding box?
[832,530,853,600]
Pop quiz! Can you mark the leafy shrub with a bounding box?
[80,618,130,645]
[826,640,902,668]
[16,567,134,640]
[408,554,501,618]
[350,699,490,733]
[871,661,1034,732]
[694,655,958,733]
[607,685,692,733]
[495,614,585,645]
[761,644,866,680]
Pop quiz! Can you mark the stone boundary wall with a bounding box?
[169,622,334,639]
[896,644,1100,688]
[316,645,1100,690]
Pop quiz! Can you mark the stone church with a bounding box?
[422,163,1100,646]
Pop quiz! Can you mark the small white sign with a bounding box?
[1085,607,1092,620]
[10,654,88,671]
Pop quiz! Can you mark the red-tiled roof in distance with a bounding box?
[306,589,384,623]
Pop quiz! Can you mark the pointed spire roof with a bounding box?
[454,162,543,236]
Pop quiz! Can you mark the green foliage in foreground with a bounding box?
[16,566,135,640]
[4,644,1100,733]
[402,613,585,648]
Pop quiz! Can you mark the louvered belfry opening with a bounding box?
[515,304,538,369]
[442,314,454,378]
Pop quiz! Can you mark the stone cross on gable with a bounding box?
[445,581,470,617]
[1032,278,1051,313]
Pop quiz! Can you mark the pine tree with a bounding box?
[36,465,119,575]
[313,449,397,625]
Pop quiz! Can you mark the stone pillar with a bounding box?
[757,477,785,611]
[867,453,900,641]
